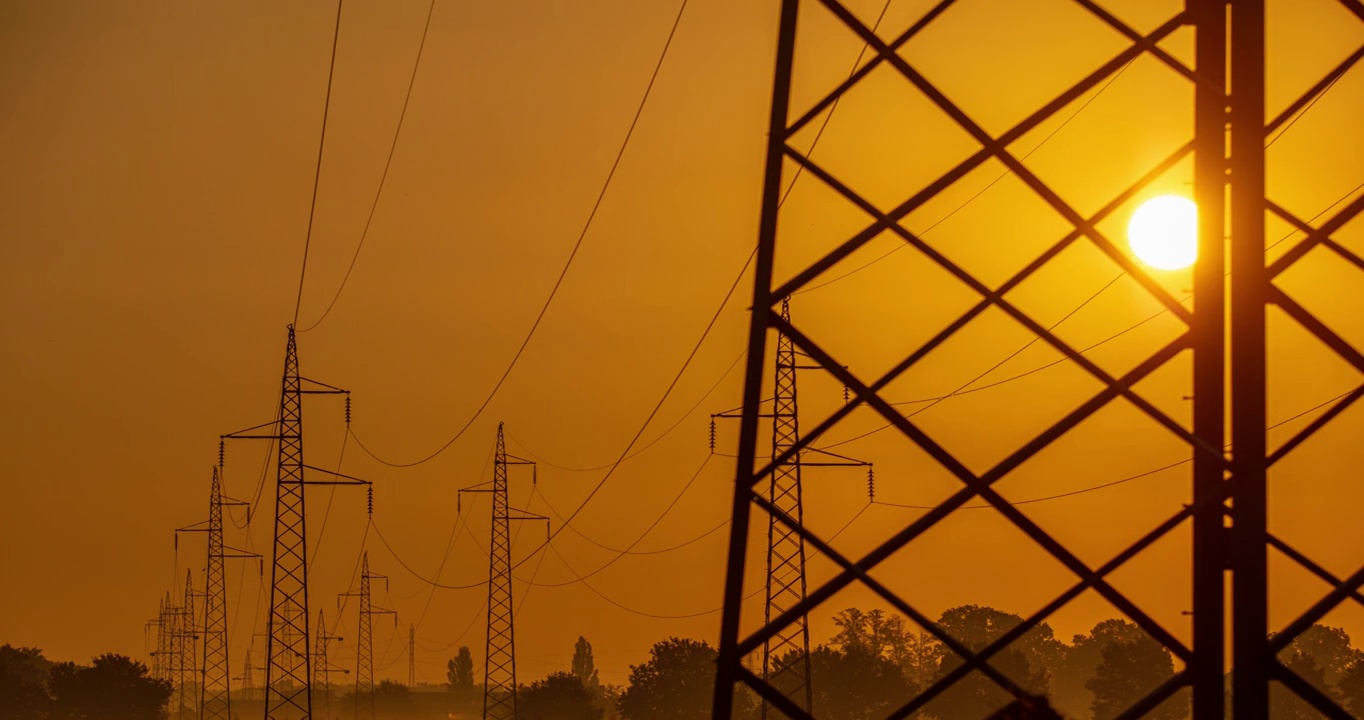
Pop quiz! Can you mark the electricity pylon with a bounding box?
[234,649,254,701]
[148,608,166,682]
[458,423,549,720]
[712,298,871,718]
[221,325,362,720]
[173,571,199,720]
[340,553,396,720]
[312,609,346,720]
[176,463,259,720]
[714,2,1364,718]
[407,625,415,688]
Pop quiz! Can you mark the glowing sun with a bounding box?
[1127,195,1198,270]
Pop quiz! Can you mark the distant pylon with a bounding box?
[175,571,199,720]
[235,648,255,701]
[312,609,344,720]
[458,423,548,720]
[763,297,812,717]
[341,552,395,720]
[150,602,167,682]
[178,463,258,720]
[407,624,416,688]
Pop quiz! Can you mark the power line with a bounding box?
[300,0,439,333]
[292,0,347,325]
[349,0,691,468]
[871,386,1360,510]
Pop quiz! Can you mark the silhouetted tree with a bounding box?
[521,671,601,720]
[618,638,750,720]
[1051,618,1182,720]
[574,636,601,689]
[925,605,1057,718]
[372,680,414,718]
[47,654,170,720]
[1269,624,1360,717]
[1086,635,1181,720]
[805,645,914,719]
[0,645,53,720]
[448,646,475,691]
[829,607,942,688]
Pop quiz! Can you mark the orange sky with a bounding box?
[2,0,1363,689]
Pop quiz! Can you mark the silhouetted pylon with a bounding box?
[458,423,548,720]
[175,571,199,720]
[311,609,345,720]
[341,552,395,720]
[407,624,416,688]
[176,463,258,720]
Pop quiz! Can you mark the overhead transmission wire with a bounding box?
[300,0,439,333]
[873,386,1362,510]
[349,0,691,469]
[291,0,347,326]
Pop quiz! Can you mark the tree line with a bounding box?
[6,603,1364,719]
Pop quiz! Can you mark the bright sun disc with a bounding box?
[1128,195,1198,270]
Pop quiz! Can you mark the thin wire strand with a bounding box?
[292,0,346,325]
[349,0,690,468]
[300,0,439,333]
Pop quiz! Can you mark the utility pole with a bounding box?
[712,298,871,717]
[177,463,259,720]
[220,326,362,720]
[458,423,548,720]
[340,553,396,720]
[407,625,416,689]
[312,609,346,720]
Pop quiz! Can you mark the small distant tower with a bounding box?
[341,553,395,720]
[407,625,416,688]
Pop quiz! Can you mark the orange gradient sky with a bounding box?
[2,0,1363,688]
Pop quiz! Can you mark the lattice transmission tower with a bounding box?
[407,624,416,688]
[171,570,199,720]
[713,2,1364,719]
[147,605,166,682]
[712,298,871,718]
[221,325,360,720]
[459,423,548,720]
[341,552,396,720]
[312,608,346,720]
[176,463,258,720]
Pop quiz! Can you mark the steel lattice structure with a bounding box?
[763,297,813,716]
[312,609,345,720]
[174,571,199,720]
[459,423,547,720]
[341,552,396,720]
[713,1,1364,718]
[223,325,354,720]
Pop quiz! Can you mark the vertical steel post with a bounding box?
[1191,0,1228,717]
[1229,0,1269,716]
[713,1,800,717]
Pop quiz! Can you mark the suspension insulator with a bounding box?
[708,418,717,452]
[367,485,374,516]
[843,386,850,405]
[867,466,875,502]
[218,439,225,468]
[345,396,352,426]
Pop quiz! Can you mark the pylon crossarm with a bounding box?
[459,481,495,494]
[300,464,373,485]
[1273,661,1354,720]
[220,419,278,439]
[297,376,347,393]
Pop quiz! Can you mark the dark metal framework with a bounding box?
[341,553,396,720]
[459,423,549,720]
[176,465,258,720]
[174,571,200,720]
[222,325,361,720]
[714,1,1364,718]
[311,608,346,720]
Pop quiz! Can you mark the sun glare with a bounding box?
[1128,195,1198,271]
